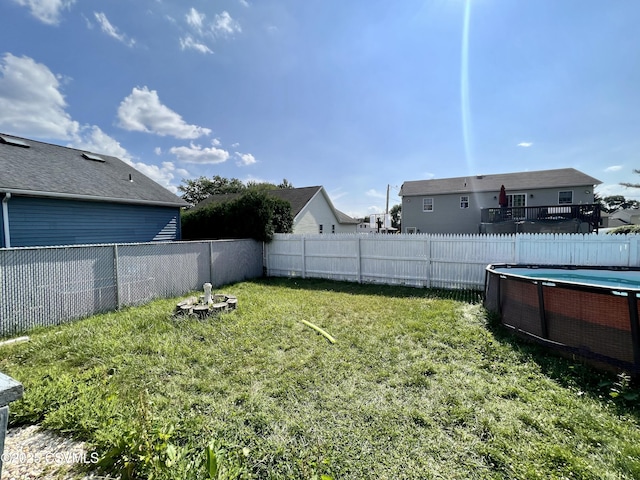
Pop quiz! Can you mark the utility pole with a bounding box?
[386,184,390,215]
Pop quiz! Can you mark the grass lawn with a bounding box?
[1,277,640,479]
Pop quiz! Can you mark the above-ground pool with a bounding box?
[484,264,640,376]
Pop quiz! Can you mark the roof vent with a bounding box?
[82,152,105,162]
[0,135,30,148]
[476,175,484,179]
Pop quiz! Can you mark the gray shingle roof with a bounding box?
[0,133,187,207]
[335,209,360,225]
[400,168,602,196]
[196,186,358,224]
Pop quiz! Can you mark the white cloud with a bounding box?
[605,165,623,172]
[0,54,182,193]
[129,161,180,193]
[213,11,241,36]
[231,142,240,147]
[0,53,79,138]
[70,125,132,161]
[328,188,348,202]
[175,166,190,177]
[181,8,240,52]
[154,147,162,155]
[517,142,533,147]
[94,12,135,47]
[12,0,75,25]
[169,141,230,164]
[366,189,386,199]
[117,86,212,139]
[238,0,249,7]
[235,152,256,166]
[595,183,640,202]
[179,35,213,54]
[185,7,205,33]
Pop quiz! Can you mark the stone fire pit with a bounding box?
[175,283,237,318]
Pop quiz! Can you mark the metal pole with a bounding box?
[113,244,120,309]
[2,193,11,248]
[386,184,389,215]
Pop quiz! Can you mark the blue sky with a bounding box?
[1,0,638,218]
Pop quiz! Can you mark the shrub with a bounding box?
[181,191,293,242]
[606,225,640,235]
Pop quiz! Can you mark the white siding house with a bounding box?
[197,186,358,234]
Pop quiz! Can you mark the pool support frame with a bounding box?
[484,264,640,377]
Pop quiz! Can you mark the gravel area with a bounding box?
[2,425,113,480]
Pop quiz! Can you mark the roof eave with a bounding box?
[1,188,188,208]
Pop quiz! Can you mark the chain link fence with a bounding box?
[0,239,263,337]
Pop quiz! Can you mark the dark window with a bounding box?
[558,191,573,204]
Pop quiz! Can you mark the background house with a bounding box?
[197,186,358,234]
[357,214,397,234]
[600,208,640,229]
[400,168,602,234]
[0,133,187,247]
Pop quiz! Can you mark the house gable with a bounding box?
[400,168,602,234]
[0,133,186,246]
[197,186,358,234]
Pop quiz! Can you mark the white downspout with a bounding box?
[2,192,10,248]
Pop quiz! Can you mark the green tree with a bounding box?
[180,176,295,206]
[181,190,293,242]
[178,175,245,206]
[620,169,640,189]
[246,181,277,191]
[277,178,295,189]
[595,193,639,213]
[247,178,295,191]
[390,204,401,230]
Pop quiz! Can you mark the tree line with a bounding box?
[179,175,294,207]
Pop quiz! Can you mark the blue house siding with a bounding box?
[5,197,181,247]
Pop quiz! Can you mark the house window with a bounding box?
[558,191,573,204]
[460,195,469,209]
[332,224,335,233]
[423,198,434,212]
[319,224,323,234]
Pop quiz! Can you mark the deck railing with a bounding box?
[480,204,601,231]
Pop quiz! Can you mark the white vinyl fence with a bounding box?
[265,233,640,290]
[3,233,638,336]
[0,239,262,336]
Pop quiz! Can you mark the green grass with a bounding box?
[1,277,639,479]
